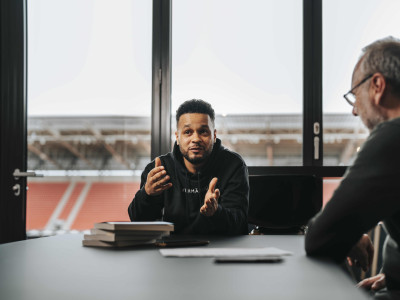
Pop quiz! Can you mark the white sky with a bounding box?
[28,0,152,116]
[323,0,400,113]
[27,0,400,117]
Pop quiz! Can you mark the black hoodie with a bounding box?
[128,138,249,235]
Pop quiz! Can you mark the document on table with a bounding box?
[159,247,293,257]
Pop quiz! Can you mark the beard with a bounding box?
[179,144,213,166]
[182,153,207,165]
[361,106,386,131]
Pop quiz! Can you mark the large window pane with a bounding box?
[323,0,400,166]
[27,0,152,236]
[172,0,303,166]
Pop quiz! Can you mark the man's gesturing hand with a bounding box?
[357,273,386,291]
[200,177,220,217]
[144,157,172,196]
[347,234,374,272]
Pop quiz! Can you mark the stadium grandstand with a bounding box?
[27,114,367,237]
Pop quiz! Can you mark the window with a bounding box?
[172,0,303,166]
[27,0,152,236]
[322,0,400,166]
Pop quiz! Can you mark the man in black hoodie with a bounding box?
[128,99,249,234]
[305,37,400,299]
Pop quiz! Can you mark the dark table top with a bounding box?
[0,234,370,300]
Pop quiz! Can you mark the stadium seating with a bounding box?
[27,179,339,235]
[27,181,140,232]
[27,182,70,229]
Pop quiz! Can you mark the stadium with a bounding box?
[26,113,367,236]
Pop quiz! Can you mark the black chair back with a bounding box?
[248,175,322,234]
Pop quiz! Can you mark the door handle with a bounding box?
[13,168,44,179]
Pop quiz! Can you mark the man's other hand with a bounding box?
[200,177,220,217]
[144,157,172,196]
[347,234,374,272]
[357,273,386,291]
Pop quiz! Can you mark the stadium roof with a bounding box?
[28,114,368,173]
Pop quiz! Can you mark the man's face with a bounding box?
[351,63,384,131]
[175,113,216,167]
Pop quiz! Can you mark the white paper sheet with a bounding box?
[159,247,293,257]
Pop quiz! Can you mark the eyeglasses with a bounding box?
[343,74,373,106]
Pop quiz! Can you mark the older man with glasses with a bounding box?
[306,36,400,300]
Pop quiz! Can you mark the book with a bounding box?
[90,228,170,237]
[84,229,169,242]
[82,239,156,248]
[93,221,174,232]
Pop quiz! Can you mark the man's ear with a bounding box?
[371,73,386,106]
[213,129,217,142]
[175,131,179,145]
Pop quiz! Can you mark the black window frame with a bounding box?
[151,0,347,178]
[2,0,350,243]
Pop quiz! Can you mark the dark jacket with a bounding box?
[128,138,249,235]
[305,117,400,290]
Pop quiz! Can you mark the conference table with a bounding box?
[0,234,370,300]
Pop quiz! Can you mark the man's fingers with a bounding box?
[200,205,209,215]
[148,157,163,177]
[205,199,213,210]
[215,189,220,200]
[371,280,381,290]
[357,274,385,291]
[357,278,373,289]
[148,165,164,178]
[371,275,385,290]
[206,198,218,214]
[153,181,172,192]
[214,198,218,210]
[153,174,171,186]
[202,180,219,217]
[155,182,172,192]
[209,196,218,209]
[201,200,216,216]
[149,167,170,185]
[208,177,218,193]
[152,170,167,182]
[145,159,172,195]
[206,196,217,207]
[152,175,170,188]
[155,157,161,168]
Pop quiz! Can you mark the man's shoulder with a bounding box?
[367,118,400,147]
[353,118,400,167]
[375,117,400,133]
[218,144,247,166]
[143,152,175,171]
[157,152,175,168]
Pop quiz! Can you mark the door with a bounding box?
[0,0,27,243]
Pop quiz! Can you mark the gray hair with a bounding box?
[360,36,400,96]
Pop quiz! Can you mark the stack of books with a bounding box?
[82,221,174,248]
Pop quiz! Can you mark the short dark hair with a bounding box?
[176,99,215,126]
